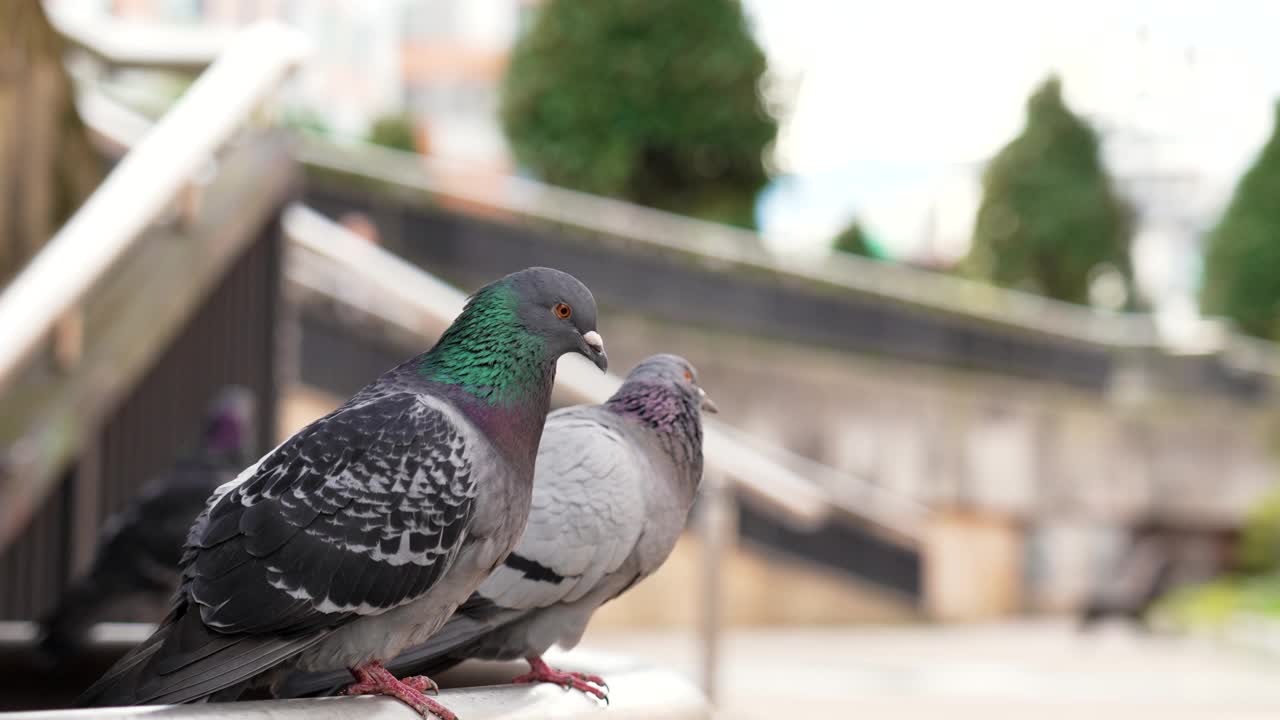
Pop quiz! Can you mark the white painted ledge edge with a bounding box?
[0,623,707,720]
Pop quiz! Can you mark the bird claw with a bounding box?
[568,671,608,691]
[512,660,609,702]
[346,662,454,720]
[401,675,440,695]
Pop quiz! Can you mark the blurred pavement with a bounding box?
[583,620,1280,719]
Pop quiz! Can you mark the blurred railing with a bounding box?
[0,21,303,391]
[0,22,307,552]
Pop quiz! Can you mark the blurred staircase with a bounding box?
[0,22,305,624]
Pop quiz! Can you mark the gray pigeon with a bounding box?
[38,386,257,665]
[279,354,713,702]
[77,267,608,720]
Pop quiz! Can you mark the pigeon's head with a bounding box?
[621,354,718,415]
[609,355,712,483]
[201,385,257,463]
[505,267,607,372]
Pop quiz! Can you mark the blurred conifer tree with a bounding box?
[832,220,880,259]
[500,0,777,229]
[965,77,1132,304]
[1200,103,1280,339]
[367,112,419,153]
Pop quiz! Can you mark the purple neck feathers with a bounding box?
[605,381,703,481]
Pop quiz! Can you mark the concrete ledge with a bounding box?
[0,623,709,719]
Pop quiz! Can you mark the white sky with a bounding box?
[743,0,1280,265]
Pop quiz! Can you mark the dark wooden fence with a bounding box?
[0,226,283,621]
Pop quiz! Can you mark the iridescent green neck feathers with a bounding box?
[417,284,548,406]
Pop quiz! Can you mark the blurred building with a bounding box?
[397,0,535,168]
[47,0,540,171]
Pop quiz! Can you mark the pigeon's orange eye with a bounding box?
[553,303,572,319]
[684,370,693,382]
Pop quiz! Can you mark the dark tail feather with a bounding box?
[75,618,173,707]
[77,605,327,707]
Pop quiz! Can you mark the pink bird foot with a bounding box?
[511,655,609,702]
[345,661,455,719]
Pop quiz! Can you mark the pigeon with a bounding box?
[279,354,714,702]
[77,267,608,720]
[37,386,257,665]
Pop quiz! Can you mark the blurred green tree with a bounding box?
[965,77,1132,304]
[1200,103,1280,339]
[832,220,880,259]
[500,0,777,229]
[367,112,419,153]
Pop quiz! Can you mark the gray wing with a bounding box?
[186,391,478,631]
[78,391,479,706]
[480,410,649,609]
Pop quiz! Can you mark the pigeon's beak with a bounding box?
[698,387,719,414]
[581,330,608,372]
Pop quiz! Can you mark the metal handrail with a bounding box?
[285,205,842,528]
[74,83,157,153]
[0,21,307,391]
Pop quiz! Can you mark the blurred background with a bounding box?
[6,1,1280,718]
